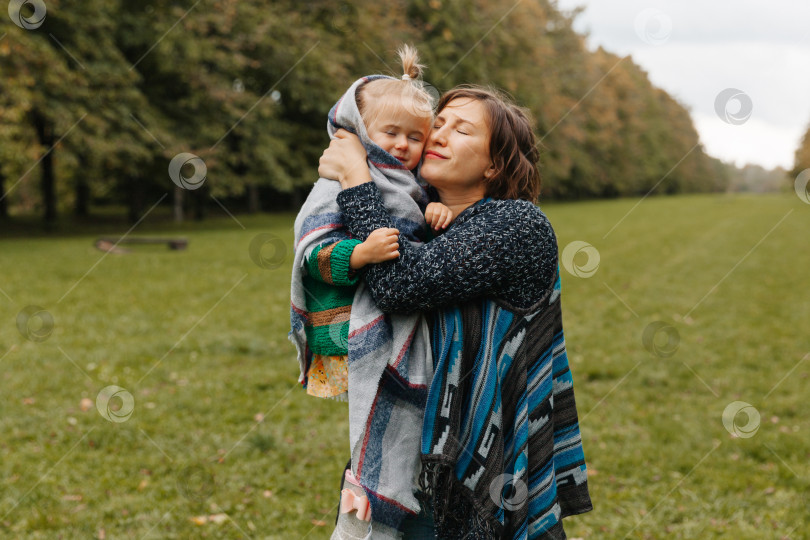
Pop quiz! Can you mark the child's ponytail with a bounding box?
[356,44,435,126]
[397,44,425,81]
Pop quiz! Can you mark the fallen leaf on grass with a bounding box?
[70,504,87,514]
[190,514,229,525]
[311,519,327,526]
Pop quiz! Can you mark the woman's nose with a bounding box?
[430,125,447,146]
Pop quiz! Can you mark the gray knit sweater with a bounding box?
[336,182,558,313]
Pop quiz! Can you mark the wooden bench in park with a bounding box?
[94,236,188,254]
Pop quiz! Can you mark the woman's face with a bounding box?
[419,98,494,193]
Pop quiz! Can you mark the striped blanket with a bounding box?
[419,269,593,539]
[289,75,434,538]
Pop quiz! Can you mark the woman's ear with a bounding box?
[484,163,496,179]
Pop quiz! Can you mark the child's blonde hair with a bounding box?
[357,45,435,127]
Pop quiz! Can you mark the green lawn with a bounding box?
[1,192,808,539]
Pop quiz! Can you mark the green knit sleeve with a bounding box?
[303,239,363,286]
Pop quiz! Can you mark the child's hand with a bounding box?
[425,202,454,231]
[350,228,400,269]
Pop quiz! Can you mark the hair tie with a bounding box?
[401,74,411,81]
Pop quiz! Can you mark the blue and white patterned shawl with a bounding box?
[420,269,592,539]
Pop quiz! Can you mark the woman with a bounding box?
[319,86,593,539]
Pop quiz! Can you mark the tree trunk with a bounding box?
[247,182,260,213]
[294,187,304,208]
[75,180,90,216]
[173,185,184,222]
[0,170,8,219]
[33,112,57,225]
[75,154,90,217]
[127,177,144,224]
[193,183,208,221]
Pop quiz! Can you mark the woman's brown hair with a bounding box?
[436,86,541,202]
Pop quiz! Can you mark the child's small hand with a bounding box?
[350,228,400,269]
[425,202,454,231]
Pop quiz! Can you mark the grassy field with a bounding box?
[1,192,808,539]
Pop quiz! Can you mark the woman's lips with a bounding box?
[424,150,447,159]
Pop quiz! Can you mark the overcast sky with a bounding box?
[554,0,810,169]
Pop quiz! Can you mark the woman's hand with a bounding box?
[318,129,372,188]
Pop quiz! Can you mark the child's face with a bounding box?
[365,100,431,170]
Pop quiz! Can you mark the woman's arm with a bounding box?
[336,182,557,313]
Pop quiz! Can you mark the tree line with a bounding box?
[0,0,777,225]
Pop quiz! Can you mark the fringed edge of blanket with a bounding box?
[417,458,502,540]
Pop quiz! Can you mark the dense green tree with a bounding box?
[1,0,733,225]
[793,122,810,178]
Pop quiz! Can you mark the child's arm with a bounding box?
[303,229,400,286]
[349,228,400,270]
[424,202,454,232]
[303,239,363,286]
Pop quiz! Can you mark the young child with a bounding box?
[289,45,451,539]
